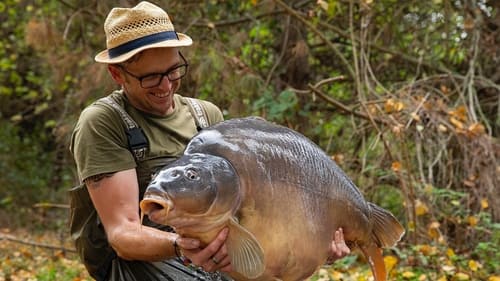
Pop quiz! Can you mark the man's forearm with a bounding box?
[107,223,178,261]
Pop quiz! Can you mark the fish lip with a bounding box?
[140,193,174,218]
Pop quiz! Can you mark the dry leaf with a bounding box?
[468,123,485,136]
[481,198,489,209]
[385,98,405,113]
[440,84,449,94]
[317,0,329,11]
[467,216,479,227]
[463,180,475,188]
[468,259,482,271]
[331,154,344,164]
[449,116,464,130]
[384,255,398,273]
[438,124,448,133]
[442,264,456,273]
[454,272,470,280]
[411,112,421,121]
[415,200,429,216]
[391,161,402,172]
[402,271,416,278]
[448,105,468,121]
[447,248,456,258]
[428,222,441,239]
[418,244,437,255]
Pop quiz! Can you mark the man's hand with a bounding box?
[176,228,232,273]
[326,228,351,264]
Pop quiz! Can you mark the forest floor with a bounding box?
[1,227,499,281]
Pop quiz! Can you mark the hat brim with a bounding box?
[95,33,193,64]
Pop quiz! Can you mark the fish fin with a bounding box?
[359,243,386,281]
[226,217,265,279]
[369,202,405,247]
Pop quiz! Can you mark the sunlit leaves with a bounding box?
[481,199,489,210]
[391,161,402,172]
[415,200,429,216]
[316,0,338,18]
[383,255,398,273]
[468,259,482,272]
[384,98,405,114]
[427,221,442,240]
[467,216,479,227]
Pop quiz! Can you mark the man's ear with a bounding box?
[108,64,125,84]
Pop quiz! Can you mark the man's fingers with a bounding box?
[200,228,229,260]
[334,228,344,243]
[180,228,230,270]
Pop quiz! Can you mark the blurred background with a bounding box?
[0,0,498,280]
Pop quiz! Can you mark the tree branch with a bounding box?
[0,233,76,253]
[291,80,390,125]
[273,0,356,79]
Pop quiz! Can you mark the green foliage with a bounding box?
[252,89,298,121]
[472,213,500,273]
[36,263,84,281]
[0,120,52,205]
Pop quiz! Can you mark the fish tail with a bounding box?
[359,243,387,281]
[358,203,405,281]
[369,202,405,247]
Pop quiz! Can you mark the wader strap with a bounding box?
[100,97,148,161]
[184,97,209,130]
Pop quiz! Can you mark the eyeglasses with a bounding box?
[117,52,189,89]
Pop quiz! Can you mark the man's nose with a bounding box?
[157,76,173,91]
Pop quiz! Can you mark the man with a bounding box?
[69,2,349,280]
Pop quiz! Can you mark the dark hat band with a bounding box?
[108,31,179,59]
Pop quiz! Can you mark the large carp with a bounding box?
[140,117,405,281]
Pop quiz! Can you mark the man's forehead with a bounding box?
[129,48,181,69]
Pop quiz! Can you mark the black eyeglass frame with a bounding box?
[117,52,189,89]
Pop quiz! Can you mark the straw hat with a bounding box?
[95,1,192,64]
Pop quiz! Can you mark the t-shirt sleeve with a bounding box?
[70,104,136,181]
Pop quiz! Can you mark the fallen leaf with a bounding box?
[392,161,402,172]
[468,259,482,271]
[384,255,398,273]
[428,222,441,239]
[481,199,489,209]
[467,216,479,227]
[449,116,464,130]
[385,98,405,113]
[418,244,437,255]
[454,272,470,280]
[402,271,416,278]
[446,248,456,258]
[415,200,429,216]
[438,124,448,132]
[468,123,485,136]
[442,264,456,273]
[448,105,468,121]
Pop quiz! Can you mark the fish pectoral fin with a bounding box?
[359,243,387,281]
[227,218,265,279]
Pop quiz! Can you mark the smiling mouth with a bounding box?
[151,92,170,98]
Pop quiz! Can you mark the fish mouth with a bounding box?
[140,193,174,225]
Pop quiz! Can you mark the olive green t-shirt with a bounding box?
[70,90,223,188]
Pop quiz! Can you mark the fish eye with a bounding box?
[184,168,199,180]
